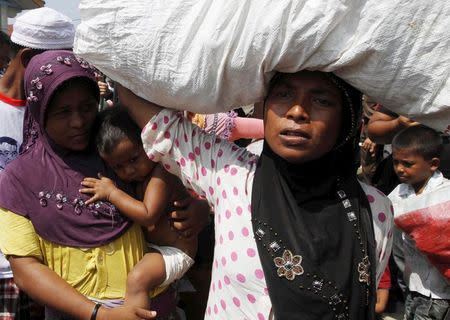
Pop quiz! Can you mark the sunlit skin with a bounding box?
[45,79,98,152]
[100,137,156,183]
[264,71,343,164]
[392,147,440,194]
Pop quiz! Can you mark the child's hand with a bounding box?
[80,174,117,205]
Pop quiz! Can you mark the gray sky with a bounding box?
[9,0,81,26]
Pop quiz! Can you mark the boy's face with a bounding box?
[100,137,155,183]
[264,71,343,164]
[392,148,439,192]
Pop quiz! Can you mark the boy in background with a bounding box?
[388,125,450,320]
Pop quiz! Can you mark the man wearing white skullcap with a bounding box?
[0,7,74,320]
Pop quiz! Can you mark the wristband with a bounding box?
[90,303,101,320]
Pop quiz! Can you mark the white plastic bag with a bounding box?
[74,0,450,132]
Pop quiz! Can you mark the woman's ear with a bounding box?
[430,157,440,172]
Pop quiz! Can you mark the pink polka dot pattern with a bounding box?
[201,167,207,176]
[231,251,238,261]
[233,187,239,195]
[188,152,195,161]
[230,167,238,175]
[222,190,227,199]
[208,187,214,195]
[220,299,226,310]
[228,231,234,240]
[378,212,386,222]
[224,275,230,285]
[242,227,249,237]
[151,122,157,130]
[236,273,246,283]
[247,294,256,304]
[236,206,243,215]
[255,269,264,279]
[233,297,241,307]
[225,210,231,219]
[247,248,256,257]
[257,312,266,320]
[221,256,227,266]
[213,304,218,314]
[218,280,223,290]
[194,146,201,155]
[163,116,169,124]
[204,141,211,149]
[180,157,186,166]
[367,194,375,203]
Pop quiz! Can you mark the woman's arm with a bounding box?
[116,84,163,129]
[9,256,156,320]
[367,110,419,144]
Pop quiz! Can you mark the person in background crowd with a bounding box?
[0,32,11,77]
[388,125,450,320]
[116,70,393,320]
[0,8,75,320]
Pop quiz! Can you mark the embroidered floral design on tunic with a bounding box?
[274,249,304,280]
[357,255,371,285]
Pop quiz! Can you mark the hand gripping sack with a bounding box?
[74,0,450,132]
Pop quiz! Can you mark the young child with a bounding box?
[388,125,450,319]
[80,107,198,310]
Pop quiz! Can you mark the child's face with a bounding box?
[45,80,98,152]
[264,71,343,164]
[392,148,439,192]
[100,137,156,183]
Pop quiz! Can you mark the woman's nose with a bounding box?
[286,103,309,122]
[69,111,85,128]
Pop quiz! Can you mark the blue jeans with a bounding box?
[404,292,449,320]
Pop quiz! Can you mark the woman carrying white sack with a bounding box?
[115,69,393,320]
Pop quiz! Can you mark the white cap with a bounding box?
[11,7,75,50]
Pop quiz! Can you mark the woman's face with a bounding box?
[45,80,98,151]
[264,71,343,164]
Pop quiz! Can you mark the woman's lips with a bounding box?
[279,129,310,145]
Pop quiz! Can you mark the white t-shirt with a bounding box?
[389,171,450,299]
[142,109,394,319]
[0,93,26,279]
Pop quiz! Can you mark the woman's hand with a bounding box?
[170,197,211,239]
[98,305,157,320]
[80,174,117,205]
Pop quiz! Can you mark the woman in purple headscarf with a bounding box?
[0,50,205,320]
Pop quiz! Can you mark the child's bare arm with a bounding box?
[80,168,171,226]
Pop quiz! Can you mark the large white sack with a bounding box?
[74,0,450,132]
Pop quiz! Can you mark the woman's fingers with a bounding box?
[135,308,157,319]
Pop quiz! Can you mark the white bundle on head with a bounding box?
[74,0,450,132]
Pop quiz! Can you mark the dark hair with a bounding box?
[47,76,100,109]
[0,31,10,46]
[392,124,443,160]
[96,106,142,155]
[0,136,18,146]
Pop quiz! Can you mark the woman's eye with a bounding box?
[275,91,293,98]
[313,97,333,106]
[129,157,137,163]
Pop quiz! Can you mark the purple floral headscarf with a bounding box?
[0,50,132,247]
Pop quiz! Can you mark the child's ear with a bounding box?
[19,48,37,68]
[430,157,440,172]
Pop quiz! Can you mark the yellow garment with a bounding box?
[0,209,164,299]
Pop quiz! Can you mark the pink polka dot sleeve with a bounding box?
[141,109,258,205]
[360,182,394,287]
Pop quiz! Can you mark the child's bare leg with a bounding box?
[125,250,166,309]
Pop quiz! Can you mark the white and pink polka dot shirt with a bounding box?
[142,109,394,319]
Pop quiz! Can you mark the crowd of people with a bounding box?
[0,6,448,320]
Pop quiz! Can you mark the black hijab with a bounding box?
[251,72,376,320]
